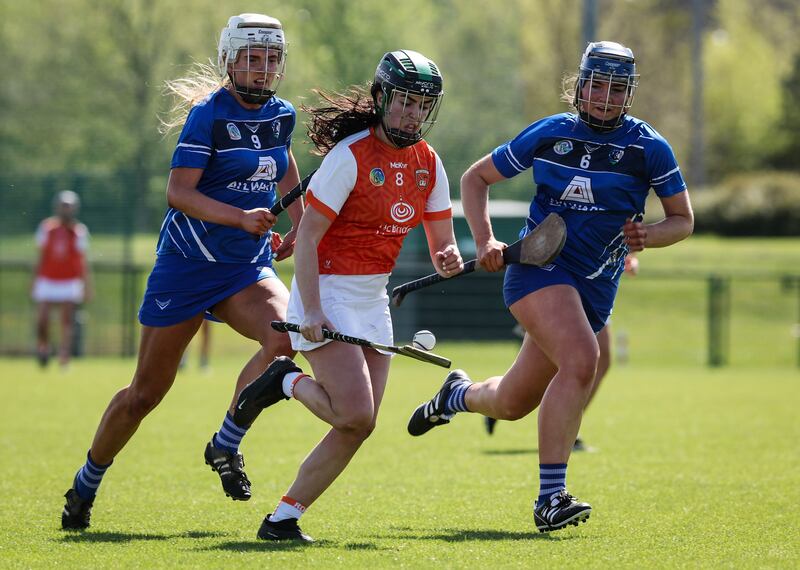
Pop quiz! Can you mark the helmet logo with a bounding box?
[553,140,573,155]
[369,168,385,186]
[227,123,242,140]
[390,201,415,223]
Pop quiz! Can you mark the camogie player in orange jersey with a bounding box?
[237,50,463,542]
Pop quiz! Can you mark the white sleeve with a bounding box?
[307,142,358,216]
[425,152,452,213]
[75,224,90,253]
[35,222,47,248]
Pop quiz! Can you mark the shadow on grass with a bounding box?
[206,539,383,552]
[377,526,569,542]
[481,448,537,456]
[58,530,226,543]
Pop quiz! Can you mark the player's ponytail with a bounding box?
[160,62,226,135]
[302,84,381,156]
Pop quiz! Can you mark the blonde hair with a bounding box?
[560,73,578,109]
[160,62,227,135]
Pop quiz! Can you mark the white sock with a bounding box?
[281,372,308,398]
[269,495,307,522]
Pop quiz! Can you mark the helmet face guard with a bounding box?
[372,50,443,147]
[573,41,638,130]
[218,14,286,104]
[375,85,443,147]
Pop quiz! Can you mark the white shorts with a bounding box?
[287,274,393,353]
[32,277,85,303]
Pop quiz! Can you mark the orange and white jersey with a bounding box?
[306,128,452,275]
[35,217,89,280]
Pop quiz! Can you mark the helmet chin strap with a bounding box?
[379,118,421,148]
[238,90,273,104]
[579,110,625,132]
[228,73,274,105]
[381,121,422,148]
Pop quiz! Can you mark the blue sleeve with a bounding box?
[170,104,213,170]
[647,134,687,198]
[490,117,551,179]
[285,100,296,150]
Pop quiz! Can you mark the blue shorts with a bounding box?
[503,263,617,333]
[139,254,277,327]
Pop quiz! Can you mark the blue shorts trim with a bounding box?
[139,255,277,327]
[503,263,617,333]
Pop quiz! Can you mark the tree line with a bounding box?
[1,0,798,233]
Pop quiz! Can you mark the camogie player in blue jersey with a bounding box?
[61,14,305,530]
[407,41,694,532]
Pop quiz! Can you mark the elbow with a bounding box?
[166,187,181,210]
[460,164,485,191]
[684,211,695,239]
[459,168,473,188]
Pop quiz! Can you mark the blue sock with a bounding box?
[444,381,472,414]
[212,412,248,454]
[74,451,112,499]
[537,463,567,507]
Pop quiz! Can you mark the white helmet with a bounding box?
[217,14,287,104]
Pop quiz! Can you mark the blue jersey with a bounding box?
[492,113,686,282]
[156,88,295,264]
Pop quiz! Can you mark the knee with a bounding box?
[562,349,600,388]
[332,409,376,440]
[123,386,165,418]
[494,397,535,421]
[264,332,295,359]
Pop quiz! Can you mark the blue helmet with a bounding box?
[573,41,638,130]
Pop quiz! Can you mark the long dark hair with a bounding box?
[302,84,381,156]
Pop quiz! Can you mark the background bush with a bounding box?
[692,171,800,236]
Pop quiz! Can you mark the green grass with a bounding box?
[1,346,797,568]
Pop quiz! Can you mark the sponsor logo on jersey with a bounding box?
[370,168,385,186]
[227,123,242,140]
[390,162,407,169]
[155,298,171,310]
[225,157,278,193]
[377,223,413,236]
[245,123,260,134]
[553,140,573,155]
[608,149,624,165]
[227,180,276,193]
[390,200,415,223]
[584,143,601,154]
[560,175,595,204]
[248,156,278,181]
[415,169,430,189]
[323,259,332,269]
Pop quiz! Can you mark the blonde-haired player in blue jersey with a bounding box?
[407,41,693,533]
[61,14,305,530]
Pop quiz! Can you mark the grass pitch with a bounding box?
[0,345,797,569]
